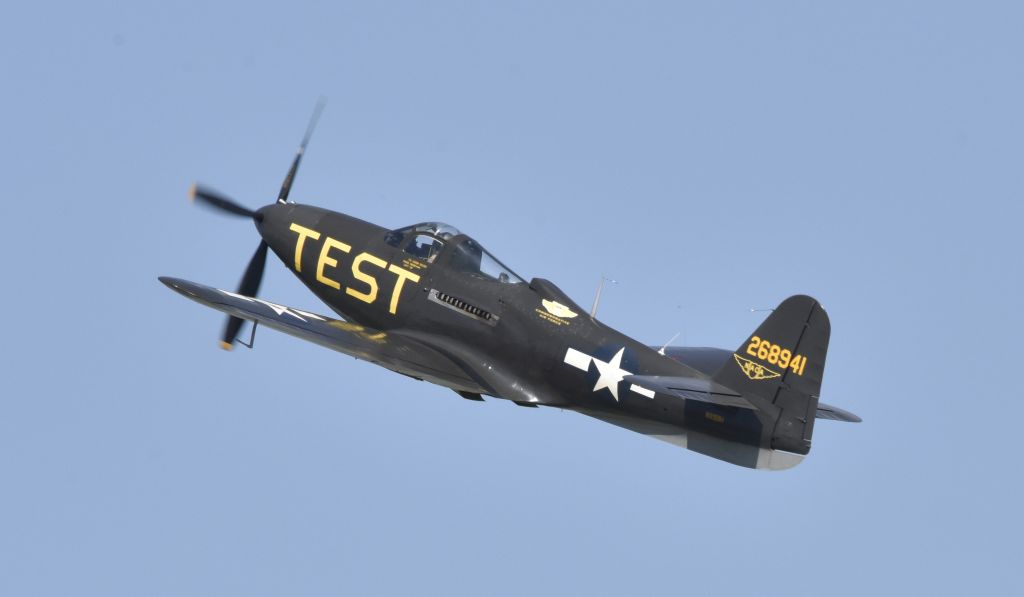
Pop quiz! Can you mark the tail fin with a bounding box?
[712,295,831,455]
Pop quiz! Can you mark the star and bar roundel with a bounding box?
[563,346,655,401]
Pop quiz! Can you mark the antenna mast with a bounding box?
[590,275,618,319]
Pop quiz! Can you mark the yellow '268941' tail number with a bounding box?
[745,336,807,376]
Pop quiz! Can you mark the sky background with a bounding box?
[2,1,1022,595]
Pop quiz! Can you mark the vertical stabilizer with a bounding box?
[712,295,831,455]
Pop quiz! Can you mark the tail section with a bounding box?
[713,295,831,456]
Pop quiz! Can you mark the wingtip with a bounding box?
[158,276,188,292]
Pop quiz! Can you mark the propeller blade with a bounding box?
[277,97,326,204]
[190,183,257,219]
[220,241,269,350]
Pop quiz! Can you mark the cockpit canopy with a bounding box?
[386,221,525,284]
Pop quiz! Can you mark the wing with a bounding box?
[160,277,484,393]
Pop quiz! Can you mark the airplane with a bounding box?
[161,108,860,471]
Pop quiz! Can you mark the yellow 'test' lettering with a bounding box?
[316,236,352,290]
[289,223,321,272]
[347,252,387,304]
[288,221,422,316]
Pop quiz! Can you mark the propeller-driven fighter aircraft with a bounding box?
[162,110,860,470]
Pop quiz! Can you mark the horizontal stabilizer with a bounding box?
[815,402,862,422]
[624,375,754,409]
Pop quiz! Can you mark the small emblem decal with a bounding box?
[733,353,781,381]
[542,299,578,319]
[536,299,578,326]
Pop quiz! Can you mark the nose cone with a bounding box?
[254,202,336,265]
[255,202,289,237]
[255,203,278,229]
[253,202,294,257]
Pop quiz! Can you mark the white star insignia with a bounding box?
[563,346,656,400]
[590,347,630,401]
[219,290,325,322]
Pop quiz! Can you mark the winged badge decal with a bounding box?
[542,299,578,319]
[733,353,781,381]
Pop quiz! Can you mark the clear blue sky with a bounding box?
[2,2,1021,595]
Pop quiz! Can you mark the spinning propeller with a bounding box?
[189,99,326,350]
